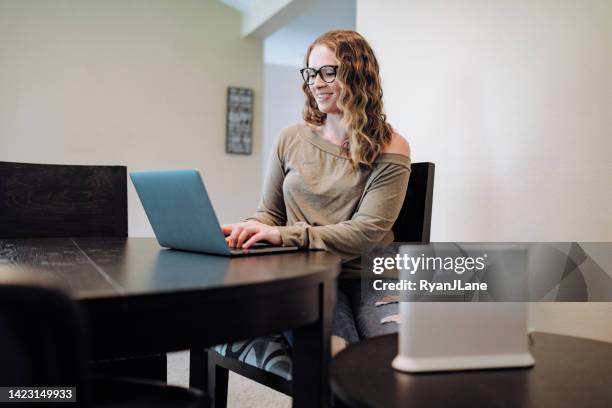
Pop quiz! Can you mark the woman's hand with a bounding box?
[221,220,282,249]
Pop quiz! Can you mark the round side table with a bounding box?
[330,332,612,408]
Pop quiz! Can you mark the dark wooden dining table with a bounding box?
[330,332,612,408]
[0,237,342,408]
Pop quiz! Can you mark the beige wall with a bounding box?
[0,0,263,236]
[358,0,612,341]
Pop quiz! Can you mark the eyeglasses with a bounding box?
[300,65,338,85]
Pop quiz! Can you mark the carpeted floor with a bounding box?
[167,350,291,408]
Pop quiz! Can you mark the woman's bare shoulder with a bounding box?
[382,132,411,157]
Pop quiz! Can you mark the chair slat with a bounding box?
[0,161,127,238]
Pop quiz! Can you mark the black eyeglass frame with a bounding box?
[300,65,339,85]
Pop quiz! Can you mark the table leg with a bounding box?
[292,279,335,408]
[189,347,207,390]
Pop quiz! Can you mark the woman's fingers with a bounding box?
[242,231,266,249]
[222,221,261,237]
[223,221,265,247]
[236,226,258,248]
[228,225,244,247]
[221,224,235,236]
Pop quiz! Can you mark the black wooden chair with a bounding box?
[0,162,165,381]
[0,282,209,408]
[198,162,435,407]
[0,162,167,381]
[0,161,128,239]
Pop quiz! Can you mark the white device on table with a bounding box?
[392,244,535,373]
[392,302,535,372]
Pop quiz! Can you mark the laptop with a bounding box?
[130,169,299,256]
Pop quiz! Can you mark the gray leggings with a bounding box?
[332,278,399,344]
[284,278,399,346]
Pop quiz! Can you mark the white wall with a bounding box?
[0,0,263,235]
[262,63,304,176]
[358,0,612,341]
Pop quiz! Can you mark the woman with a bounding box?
[222,30,410,354]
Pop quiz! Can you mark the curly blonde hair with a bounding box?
[303,30,393,168]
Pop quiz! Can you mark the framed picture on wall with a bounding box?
[226,87,253,155]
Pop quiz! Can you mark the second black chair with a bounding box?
[0,282,208,408]
[0,161,128,239]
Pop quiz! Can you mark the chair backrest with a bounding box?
[0,161,127,238]
[0,283,90,403]
[392,162,435,243]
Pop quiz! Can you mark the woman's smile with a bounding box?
[316,91,334,103]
